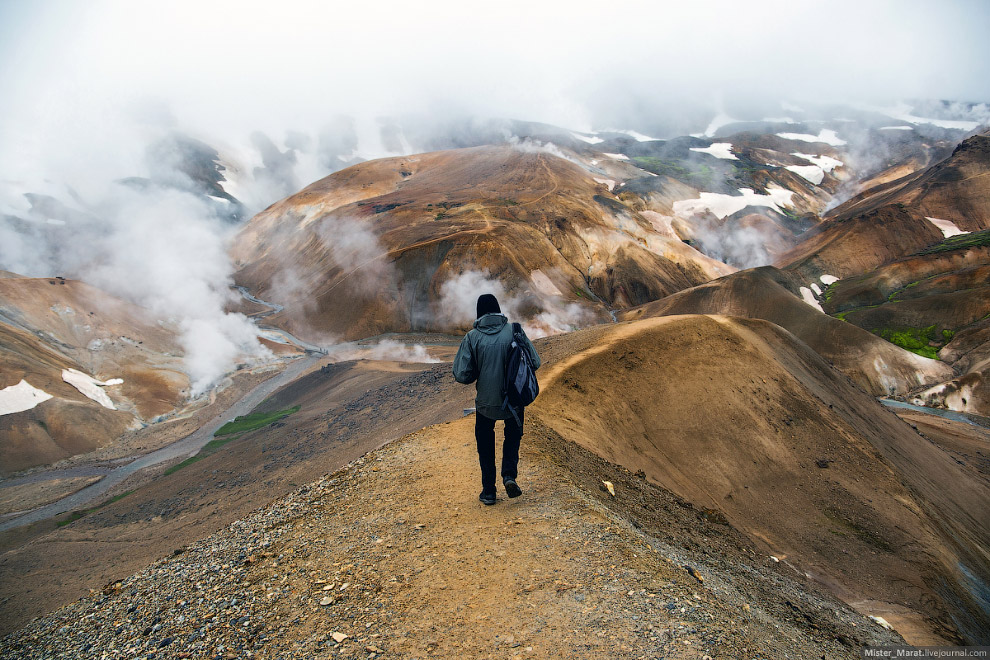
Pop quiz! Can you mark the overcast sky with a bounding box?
[1,0,988,187]
[2,0,989,130]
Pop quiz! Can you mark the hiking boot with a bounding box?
[503,479,522,498]
[479,490,497,505]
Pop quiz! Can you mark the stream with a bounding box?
[0,287,324,531]
[879,398,990,429]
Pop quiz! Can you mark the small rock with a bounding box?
[769,555,780,563]
[320,597,333,606]
[331,631,348,643]
[869,615,893,630]
[602,480,615,496]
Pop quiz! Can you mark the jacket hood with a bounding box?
[473,313,508,334]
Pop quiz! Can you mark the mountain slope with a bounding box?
[780,130,990,282]
[534,315,990,643]
[618,267,952,395]
[231,145,734,340]
[0,277,189,474]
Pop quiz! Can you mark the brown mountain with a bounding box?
[534,314,990,643]
[230,145,733,341]
[780,130,990,282]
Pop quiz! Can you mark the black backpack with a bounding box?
[502,323,539,424]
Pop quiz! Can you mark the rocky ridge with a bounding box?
[1,416,903,659]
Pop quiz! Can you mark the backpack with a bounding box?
[502,323,539,424]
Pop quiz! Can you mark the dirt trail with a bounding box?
[1,414,901,659]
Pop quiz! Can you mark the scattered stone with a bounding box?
[602,480,616,496]
[331,631,348,643]
[869,615,893,630]
[319,597,333,606]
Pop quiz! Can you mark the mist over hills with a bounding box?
[2,104,989,477]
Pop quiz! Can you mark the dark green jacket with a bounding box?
[453,313,541,420]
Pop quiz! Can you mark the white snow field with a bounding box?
[775,129,847,147]
[925,217,969,238]
[0,380,53,416]
[689,143,738,160]
[62,368,123,410]
[672,186,794,220]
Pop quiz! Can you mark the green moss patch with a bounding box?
[915,228,990,256]
[872,325,939,360]
[57,490,135,527]
[164,406,300,476]
[215,406,300,437]
[632,157,715,187]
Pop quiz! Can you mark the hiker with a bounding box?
[453,294,541,505]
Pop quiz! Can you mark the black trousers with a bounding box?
[475,410,523,493]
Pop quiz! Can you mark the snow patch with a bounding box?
[673,186,794,220]
[604,128,660,142]
[876,103,980,131]
[62,368,121,410]
[689,143,738,160]
[879,126,914,131]
[0,380,53,416]
[785,165,825,185]
[593,177,616,191]
[820,274,838,286]
[799,287,823,312]
[571,132,604,145]
[810,283,822,295]
[792,153,843,172]
[776,129,847,146]
[602,153,629,161]
[925,217,969,238]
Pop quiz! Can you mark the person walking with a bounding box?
[453,294,541,505]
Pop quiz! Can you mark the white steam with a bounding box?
[692,223,778,269]
[329,339,440,364]
[438,269,592,338]
[316,216,397,294]
[0,171,271,397]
